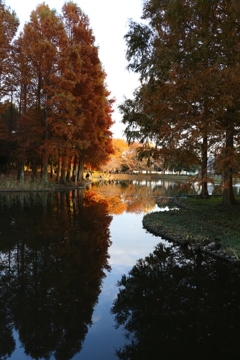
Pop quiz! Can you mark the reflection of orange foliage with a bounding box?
[86,188,127,215]
[89,181,163,214]
[107,195,127,215]
[86,189,155,215]
[125,197,156,214]
[84,190,108,206]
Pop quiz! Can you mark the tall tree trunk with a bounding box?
[72,155,78,184]
[222,110,237,206]
[31,158,37,181]
[56,156,60,182]
[42,103,49,183]
[200,132,209,198]
[17,161,24,182]
[66,157,72,183]
[50,161,53,178]
[41,152,48,182]
[60,154,67,184]
[78,156,84,181]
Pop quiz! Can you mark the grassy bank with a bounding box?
[0,176,56,191]
[0,171,92,191]
[143,196,240,261]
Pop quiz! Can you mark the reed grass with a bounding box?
[0,176,55,191]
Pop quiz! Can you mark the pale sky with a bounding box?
[6,0,144,139]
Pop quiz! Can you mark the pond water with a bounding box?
[0,179,240,360]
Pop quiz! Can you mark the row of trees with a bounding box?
[102,138,200,174]
[0,1,114,183]
[120,0,240,205]
[101,138,162,173]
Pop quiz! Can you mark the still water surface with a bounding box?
[0,179,240,360]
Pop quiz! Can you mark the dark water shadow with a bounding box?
[111,243,240,360]
[0,190,112,360]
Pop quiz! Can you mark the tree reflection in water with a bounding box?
[0,190,112,360]
[111,243,240,360]
[89,179,179,214]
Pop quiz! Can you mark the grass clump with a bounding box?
[0,176,55,191]
[143,196,240,259]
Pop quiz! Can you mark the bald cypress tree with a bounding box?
[121,0,240,205]
[0,0,19,103]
